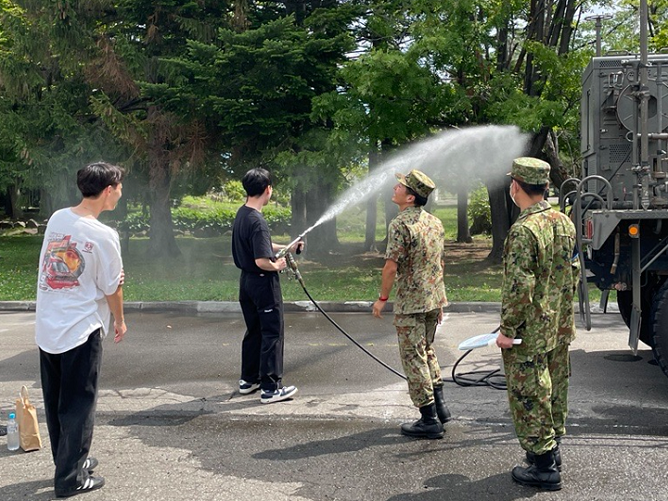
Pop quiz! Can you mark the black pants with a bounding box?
[40,330,103,494]
[239,271,284,392]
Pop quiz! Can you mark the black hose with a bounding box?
[288,256,507,389]
[299,285,407,380]
[445,326,508,390]
[447,349,508,390]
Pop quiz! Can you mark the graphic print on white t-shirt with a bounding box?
[38,234,86,291]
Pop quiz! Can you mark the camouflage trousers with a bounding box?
[502,342,570,454]
[394,309,442,408]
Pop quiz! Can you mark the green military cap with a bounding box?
[395,169,436,198]
[508,157,550,185]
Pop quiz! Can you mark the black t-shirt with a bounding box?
[232,205,275,274]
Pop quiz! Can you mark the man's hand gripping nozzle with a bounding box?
[275,234,305,260]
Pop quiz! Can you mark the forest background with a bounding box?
[1,0,665,302]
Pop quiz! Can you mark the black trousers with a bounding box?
[239,271,284,392]
[40,330,103,494]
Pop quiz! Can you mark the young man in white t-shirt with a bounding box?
[36,162,127,498]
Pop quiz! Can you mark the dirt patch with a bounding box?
[300,239,494,269]
[444,240,492,263]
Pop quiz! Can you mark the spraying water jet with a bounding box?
[293,125,529,239]
[276,125,528,384]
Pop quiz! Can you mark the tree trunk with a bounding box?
[382,189,397,249]
[39,188,54,219]
[544,129,574,193]
[456,187,472,243]
[364,142,380,251]
[1,188,11,217]
[291,186,307,240]
[7,184,23,219]
[148,161,181,258]
[486,181,516,263]
[304,175,338,256]
[116,197,130,255]
[147,107,181,258]
[526,126,551,157]
[496,26,509,72]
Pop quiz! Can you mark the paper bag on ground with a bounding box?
[15,385,42,452]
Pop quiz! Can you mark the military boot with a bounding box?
[526,442,562,471]
[433,385,452,424]
[400,403,444,439]
[512,450,562,491]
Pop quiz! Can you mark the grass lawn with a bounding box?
[0,203,606,304]
[0,203,507,302]
[0,233,503,302]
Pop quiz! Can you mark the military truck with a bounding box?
[567,0,668,377]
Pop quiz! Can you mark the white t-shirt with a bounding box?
[35,208,123,354]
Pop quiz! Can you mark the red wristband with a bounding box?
[378,295,389,301]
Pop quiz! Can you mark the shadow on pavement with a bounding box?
[387,473,537,501]
[0,479,53,501]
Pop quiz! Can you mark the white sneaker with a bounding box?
[260,386,298,404]
[239,379,260,395]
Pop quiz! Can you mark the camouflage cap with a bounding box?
[395,169,436,199]
[508,157,550,185]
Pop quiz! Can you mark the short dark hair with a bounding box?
[242,168,272,197]
[406,186,428,207]
[77,162,125,198]
[514,178,548,197]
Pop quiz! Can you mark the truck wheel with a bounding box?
[651,281,668,378]
[616,290,632,328]
[616,290,654,347]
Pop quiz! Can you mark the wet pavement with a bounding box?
[1,306,668,500]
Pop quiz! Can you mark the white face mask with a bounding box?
[509,180,518,207]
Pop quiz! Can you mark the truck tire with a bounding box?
[651,281,668,378]
[616,290,654,347]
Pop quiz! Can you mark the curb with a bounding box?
[0,300,499,313]
[0,300,617,314]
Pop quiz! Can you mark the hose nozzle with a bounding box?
[275,235,304,259]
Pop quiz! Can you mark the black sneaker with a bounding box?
[260,386,298,404]
[55,476,105,498]
[239,379,260,395]
[82,457,98,473]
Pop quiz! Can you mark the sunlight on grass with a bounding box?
[0,233,503,303]
[0,204,590,304]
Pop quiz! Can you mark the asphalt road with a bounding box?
[1,307,668,501]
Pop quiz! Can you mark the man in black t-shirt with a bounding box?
[232,168,301,404]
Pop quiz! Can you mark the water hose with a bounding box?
[282,252,506,390]
[285,252,407,380]
[450,326,508,390]
[284,251,507,390]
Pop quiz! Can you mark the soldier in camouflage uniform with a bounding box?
[495,157,578,491]
[372,169,450,440]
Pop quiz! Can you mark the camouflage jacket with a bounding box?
[501,200,578,356]
[385,206,448,314]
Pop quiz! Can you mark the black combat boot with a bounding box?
[526,441,562,471]
[400,403,444,439]
[512,449,562,491]
[433,385,452,424]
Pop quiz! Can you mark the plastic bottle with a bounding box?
[7,413,19,451]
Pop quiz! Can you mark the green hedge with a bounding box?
[468,184,492,235]
[118,205,291,237]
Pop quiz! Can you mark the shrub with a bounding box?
[223,180,246,203]
[263,205,292,235]
[468,184,492,235]
[119,199,292,237]
[119,212,150,233]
